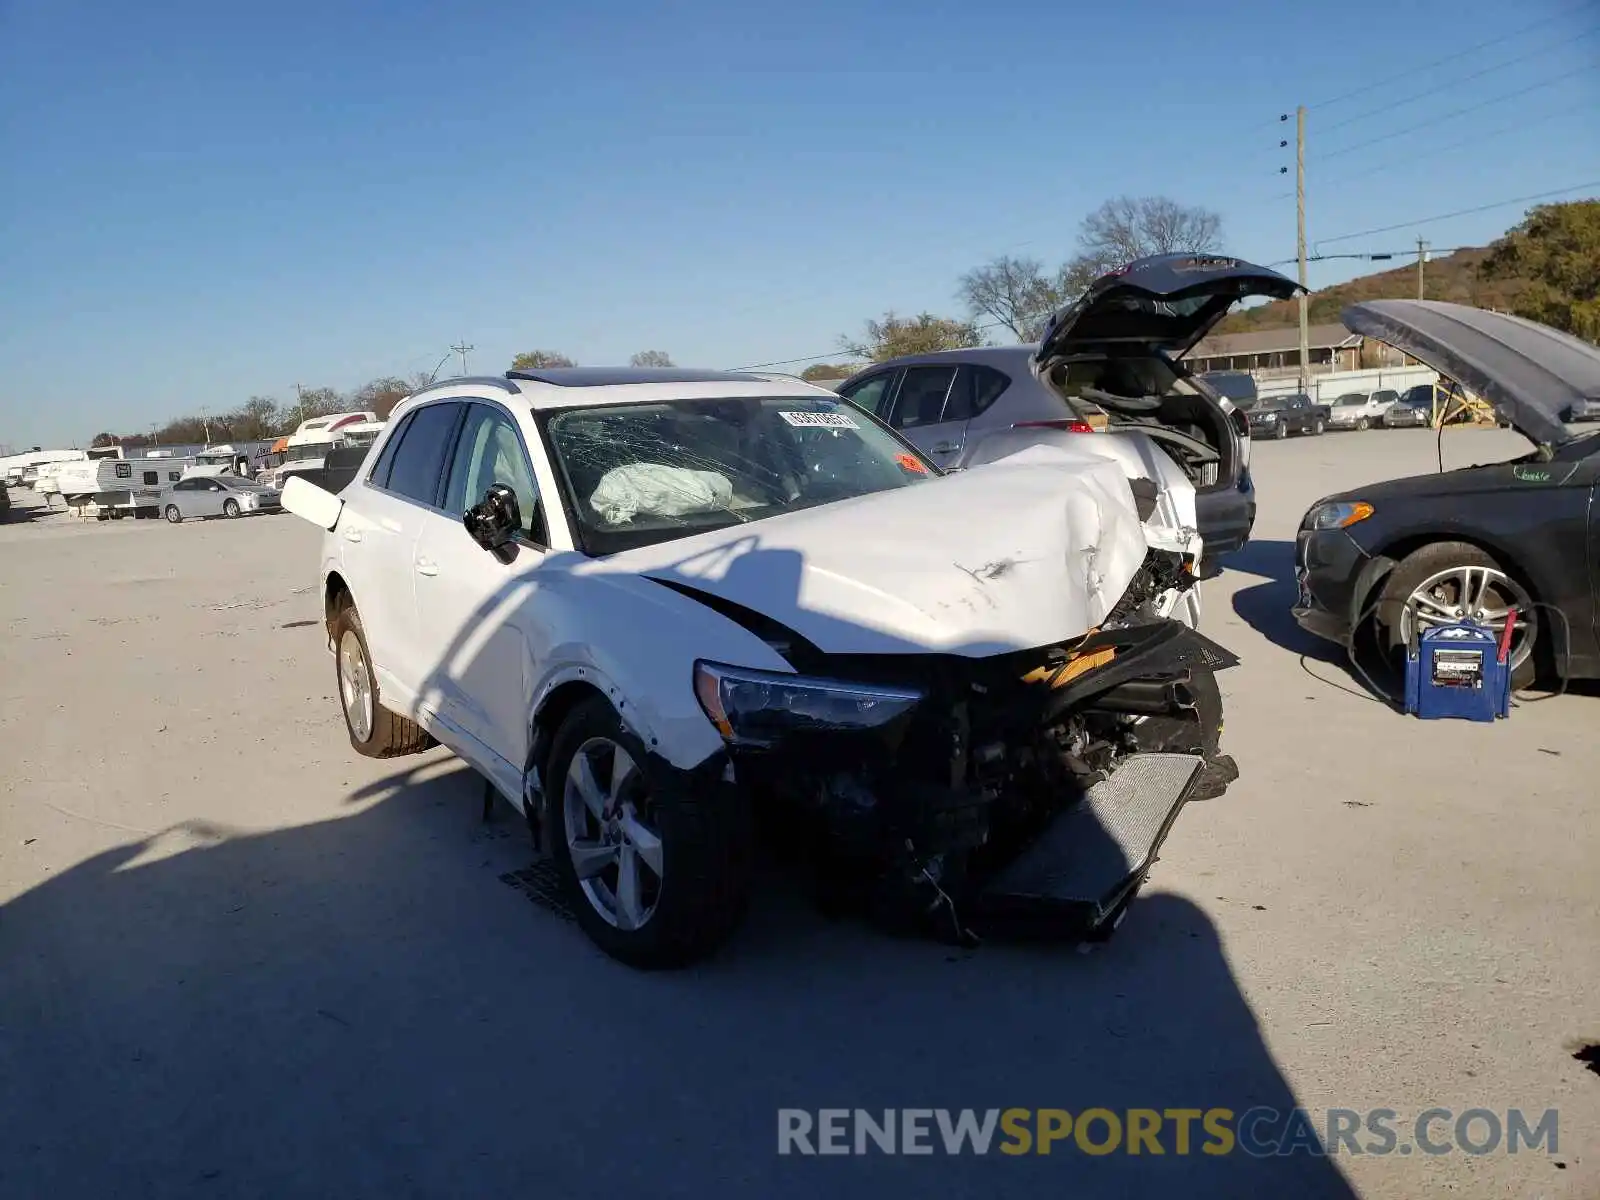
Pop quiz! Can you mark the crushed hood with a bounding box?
[585,447,1151,658]
[1341,300,1600,449]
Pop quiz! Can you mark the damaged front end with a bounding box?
[693,548,1239,944]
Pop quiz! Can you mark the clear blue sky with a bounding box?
[1,0,1597,446]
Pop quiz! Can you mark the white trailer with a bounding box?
[53,458,188,521]
[1,448,87,488]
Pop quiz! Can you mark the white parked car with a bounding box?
[282,368,1240,967]
[1325,390,1397,430]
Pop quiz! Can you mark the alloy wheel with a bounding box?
[562,736,664,931]
[338,629,374,742]
[1401,564,1536,672]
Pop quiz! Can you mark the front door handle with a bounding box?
[416,557,439,577]
[342,529,362,543]
[933,441,959,454]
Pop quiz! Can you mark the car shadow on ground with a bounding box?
[0,533,1354,1198]
[2,763,1355,1199]
[1223,539,1403,704]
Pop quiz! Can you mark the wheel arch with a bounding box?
[324,570,352,648]
[1353,528,1557,655]
[527,679,609,798]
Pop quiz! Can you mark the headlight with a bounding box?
[1304,500,1373,530]
[692,661,922,747]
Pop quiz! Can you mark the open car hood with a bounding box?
[1341,300,1600,449]
[1034,253,1305,363]
[587,447,1153,658]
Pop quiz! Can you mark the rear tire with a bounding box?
[164,505,182,524]
[329,598,433,758]
[547,696,753,969]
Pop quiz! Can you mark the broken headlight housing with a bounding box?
[692,661,923,748]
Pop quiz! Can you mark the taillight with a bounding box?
[1013,420,1097,434]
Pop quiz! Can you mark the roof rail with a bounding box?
[505,367,766,387]
[419,375,520,394]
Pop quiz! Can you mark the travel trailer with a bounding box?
[53,457,188,520]
[260,412,377,487]
[1,448,86,487]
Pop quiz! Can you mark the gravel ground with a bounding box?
[1,428,1596,1199]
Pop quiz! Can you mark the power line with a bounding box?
[1271,99,1576,198]
[1303,3,1596,110]
[1318,64,1594,162]
[1316,25,1599,136]
[1313,181,1600,249]
[1266,247,1475,268]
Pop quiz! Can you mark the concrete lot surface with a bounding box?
[2,428,1596,1199]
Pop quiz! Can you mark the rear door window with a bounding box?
[367,414,414,489]
[946,364,1010,421]
[889,365,959,429]
[383,403,464,507]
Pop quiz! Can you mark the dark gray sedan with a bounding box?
[162,475,282,523]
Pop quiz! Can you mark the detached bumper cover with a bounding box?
[972,752,1203,932]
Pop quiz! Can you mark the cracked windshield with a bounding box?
[544,395,935,553]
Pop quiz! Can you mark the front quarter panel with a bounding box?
[526,564,797,770]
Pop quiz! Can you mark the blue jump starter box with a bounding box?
[1403,621,1512,722]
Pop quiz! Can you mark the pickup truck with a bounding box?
[1246,392,1328,439]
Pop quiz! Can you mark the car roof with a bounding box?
[842,344,1041,377]
[401,368,834,414]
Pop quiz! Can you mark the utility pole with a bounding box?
[293,382,305,427]
[1295,105,1310,396]
[451,340,474,375]
[1416,237,1429,300]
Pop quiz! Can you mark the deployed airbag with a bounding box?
[591,463,734,525]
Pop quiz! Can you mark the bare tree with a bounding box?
[957,255,1063,340]
[226,396,285,440]
[629,350,675,368]
[1074,195,1224,277]
[840,312,984,361]
[511,350,577,370]
[352,376,415,419]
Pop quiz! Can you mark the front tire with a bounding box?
[547,696,752,969]
[1274,422,1288,440]
[328,599,433,757]
[1355,417,1370,431]
[1375,541,1541,689]
[1313,417,1326,435]
[223,498,241,518]
[164,505,182,524]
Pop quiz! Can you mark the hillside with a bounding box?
[1216,247,1531,333]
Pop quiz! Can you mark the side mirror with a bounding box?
[464,483,521,553]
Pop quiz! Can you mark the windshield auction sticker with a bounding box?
[779,410,859,429]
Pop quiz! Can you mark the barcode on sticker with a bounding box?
[778,410,859,429]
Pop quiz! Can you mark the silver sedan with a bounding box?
[162,475,283,523]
